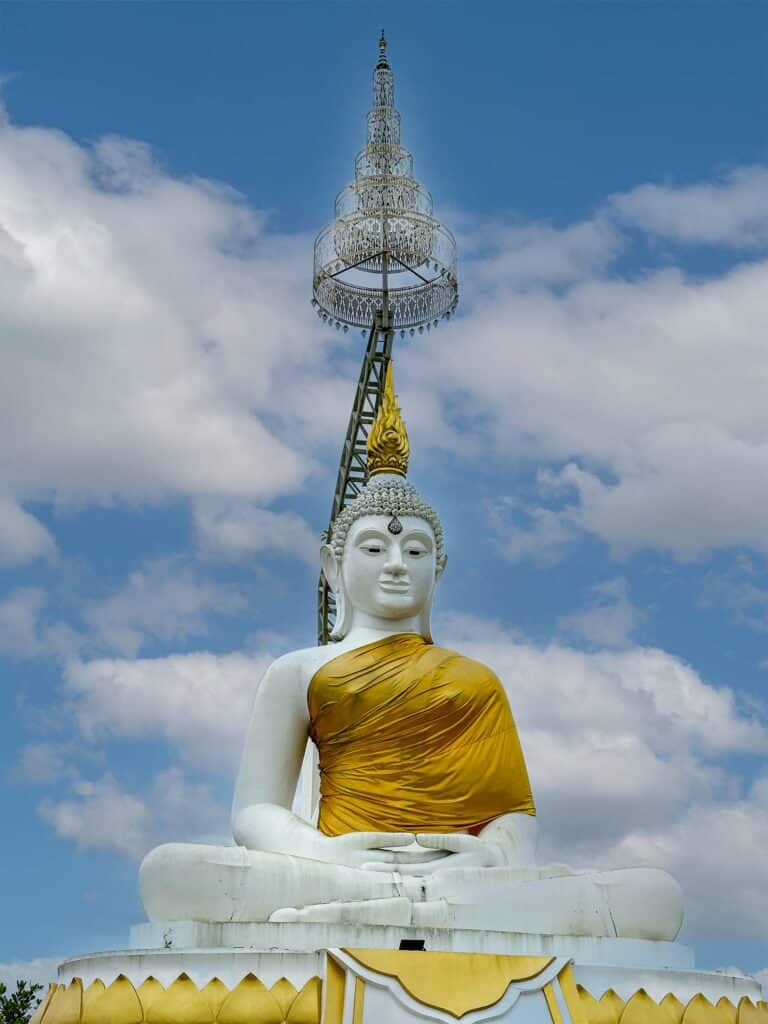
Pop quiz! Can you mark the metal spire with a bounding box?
[312,35,458,333]
[314,36,458,643]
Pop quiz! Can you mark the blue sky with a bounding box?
[1,0,767,984]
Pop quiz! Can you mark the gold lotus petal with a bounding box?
[577,986,618,1024]
[269,980,298,1019]
[82,980,105,1021]
[146,975,214,1024]
[45,980,83,1024]
[717,1000,738,1024]
[217,974,283,1024]
[738,1000,768,1024]
[29,984,57,1024]
[201,980,228,1019]
[285,979,322,1024]
[620,990,668,1024]
[738,1000,761,1024]
[137,978,165,1018]
[683,995,728,1024]
[83,976,142,1024]
[599,990,627,1024]
[660,994,685,1024]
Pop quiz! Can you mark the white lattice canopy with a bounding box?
[312,34,458,333]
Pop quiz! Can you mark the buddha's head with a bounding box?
[321,365,446,641]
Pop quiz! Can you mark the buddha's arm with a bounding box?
[231,655,315,855]
[231,655,415,868]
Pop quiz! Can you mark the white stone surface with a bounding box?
[128,920,694,970]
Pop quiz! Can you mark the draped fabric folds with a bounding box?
[308,632,535,836]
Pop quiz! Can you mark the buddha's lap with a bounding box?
[139,842,682,940]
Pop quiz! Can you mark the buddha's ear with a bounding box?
[320,544,341,593]
[435,553,448,581]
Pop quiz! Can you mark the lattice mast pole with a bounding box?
[313,33,458,643]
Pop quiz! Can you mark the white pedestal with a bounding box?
[50,922,765,1024]
[56,921,764,1002]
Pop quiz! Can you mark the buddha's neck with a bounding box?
[338,613,425,650]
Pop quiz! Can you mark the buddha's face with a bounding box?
[340,515,438,621]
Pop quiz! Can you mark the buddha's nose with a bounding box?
[384,549,407,575]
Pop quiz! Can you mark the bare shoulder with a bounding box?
[258,645,336,698]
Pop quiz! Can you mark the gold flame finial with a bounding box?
[379,29,387,54]
[367,362,409,477]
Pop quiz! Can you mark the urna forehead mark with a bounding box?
[347,516,436,543]
[388,514,403,535]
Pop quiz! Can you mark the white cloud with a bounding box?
[194,500,318,565]
[38,766,227,861]
[611,778,768,938]
[699,558,768,633]
[406,224,768,558]
[437,614,768,936]
[0,499,55,568]
[38,774,148,859]
[558,577,644,648]
[18,742,76,784]
[484,495,579,566]
[610,166,768,247]
[83,560,245,657]
[0,587,45,657]
[559,438,768,558]
[0,108,330,513]
[0,957,61,989]
[463,217,621,288]
[64,649,271,773]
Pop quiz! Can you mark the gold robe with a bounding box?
[308,632,535,836]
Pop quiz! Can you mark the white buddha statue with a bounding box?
[140,367,683,942]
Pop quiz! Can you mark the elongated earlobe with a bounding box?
[321,544,351,641]
[320,544,340,593]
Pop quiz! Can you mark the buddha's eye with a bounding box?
[407,547,426,557]
[362,544,383,555]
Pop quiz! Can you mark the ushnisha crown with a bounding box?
[367,364,410,477]
[328,364,445,567]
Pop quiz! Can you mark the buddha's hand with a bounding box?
[322,831,418,869]
[405,833,506,875]
[362,832,505,874]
